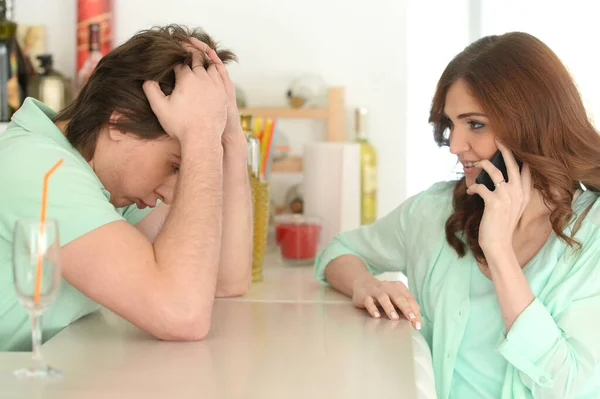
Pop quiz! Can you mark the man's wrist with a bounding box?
[177,125,223,149]
[222,128,247,152]
[180,134,224,161]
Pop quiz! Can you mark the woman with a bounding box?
[314,32,600,398]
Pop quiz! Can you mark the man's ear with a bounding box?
[106,111,128,142]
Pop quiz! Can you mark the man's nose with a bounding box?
[156,176,176,205]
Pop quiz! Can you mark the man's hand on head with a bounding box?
[186,38,244,147]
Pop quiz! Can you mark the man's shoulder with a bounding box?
[0,131,112,218]
[0,132,94,183]
[0,130,76,167]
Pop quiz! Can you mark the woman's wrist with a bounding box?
[482,241,513,262]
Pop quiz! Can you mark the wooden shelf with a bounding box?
[241,87,345,174]
[239,107,328,119]
[271,155,303,173]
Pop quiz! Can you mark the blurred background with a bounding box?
[6,0,600,221]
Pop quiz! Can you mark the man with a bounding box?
[0,25,253,351]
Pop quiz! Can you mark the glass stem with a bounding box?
[30,312,44,370]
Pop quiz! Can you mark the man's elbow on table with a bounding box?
[152,305,213,342]
[215,282,250,298]
[215,265,252,298]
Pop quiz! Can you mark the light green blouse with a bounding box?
[314,181,600,399]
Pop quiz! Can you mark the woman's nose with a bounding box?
[448,127,470,155]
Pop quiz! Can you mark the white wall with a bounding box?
[404,0,471,198]
[479,1,600,128]
[14,0,474,216]
[14,0,76,80]
[117,0,410,217]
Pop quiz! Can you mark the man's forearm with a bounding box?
[153,138,224,327]
[216,134,252,296]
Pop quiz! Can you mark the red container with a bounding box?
[275,215,322,265]
[77,0,113,72]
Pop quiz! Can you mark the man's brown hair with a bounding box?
[55,24,237,160]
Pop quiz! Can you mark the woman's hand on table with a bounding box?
[352,278,422,330]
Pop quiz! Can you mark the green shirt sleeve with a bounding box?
[1,141,125,246]
[313,182,452,285]
[497,226,600,396]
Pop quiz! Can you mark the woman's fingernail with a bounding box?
[415,321,422,330]
[373,311,381,318]
[409,312,416,320]
[390,311,399,319]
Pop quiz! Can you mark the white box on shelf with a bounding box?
[303,142,361,249]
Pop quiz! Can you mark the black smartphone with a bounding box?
[475,150,523,191]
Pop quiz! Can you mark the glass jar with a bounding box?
[274,214,322,266]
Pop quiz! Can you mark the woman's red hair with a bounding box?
[429,32,600,263]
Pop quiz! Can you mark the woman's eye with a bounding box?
[469,120,484,130]
[172,165,180,174]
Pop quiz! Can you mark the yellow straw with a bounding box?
[33,159,63,304]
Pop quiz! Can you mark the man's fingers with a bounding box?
[188,37,211,54]
[206,62,223,86]
[142,80,166,113]
[206,49,233,91]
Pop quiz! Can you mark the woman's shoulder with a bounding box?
[580,189,600,227]
[405,180,456,214]
[389,180,458,234]
[545,189,600,301]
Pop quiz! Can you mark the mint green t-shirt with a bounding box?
[450,260,507,398]
[0,98,153,351]
[315,181,600,399]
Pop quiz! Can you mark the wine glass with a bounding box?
[12,219,62,379]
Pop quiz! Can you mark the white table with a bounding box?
[1,253,436,399]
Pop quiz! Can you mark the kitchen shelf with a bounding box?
[270,155,303,173]
[239,107,328,119]
[241,86,345,174]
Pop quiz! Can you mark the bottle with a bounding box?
[355,107,378,225]
[241,113,261,179]
[240,113,269,283]
[76,0,113,76]
[76,23,103,91]
[0,0,28,121]
[27,54,73,112]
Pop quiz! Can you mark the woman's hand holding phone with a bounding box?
[466,139,533,256]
